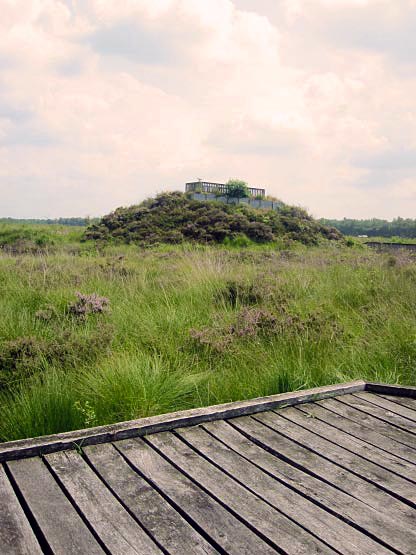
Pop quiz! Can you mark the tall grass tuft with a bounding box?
[0,368,83,441]
[79,351,206,424]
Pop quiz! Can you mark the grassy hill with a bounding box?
[84,192,343,246]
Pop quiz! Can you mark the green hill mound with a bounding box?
[84,192,343,246]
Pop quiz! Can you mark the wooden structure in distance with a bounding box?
[186,181,266,198]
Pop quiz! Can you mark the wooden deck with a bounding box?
[1,381,415,554]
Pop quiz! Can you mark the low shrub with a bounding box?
[0,323,114,389]
[189,306,343,353]
[68,292,110,318]
[84,192,343,247]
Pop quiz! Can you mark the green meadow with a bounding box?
[0,225,415,442]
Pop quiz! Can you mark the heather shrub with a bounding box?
[84,192,343,246]
[189,306,343,353]
[68,292,110,318]
[0,323,114,389]
[0,336,46,387]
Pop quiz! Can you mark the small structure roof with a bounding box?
[1,380,416,554]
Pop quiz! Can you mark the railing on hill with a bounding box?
[186,181,266,198]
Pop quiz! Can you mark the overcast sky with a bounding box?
[0,0,415,219]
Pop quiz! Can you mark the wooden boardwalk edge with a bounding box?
[1,379,414,462]
[365,382,416,397]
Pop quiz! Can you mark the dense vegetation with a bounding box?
[320,217,416,238]
[0,227,415,441]
[84,192,343,246]
[0,223,85,254]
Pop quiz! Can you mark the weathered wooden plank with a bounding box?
[339,395,416,443]
[366,382,416,398]
[319,397,416,451]
[316,398,416,464]
[346,394,416,431]
[0,380,367,462]
[115,437,278,555]
[231,415,416,530]
[148,431,335,555]
[355,392,416,422]
[177,424,395,555]
[46,450,162,555]
[287,405,416,482]
[7,457,105,555]
[0,464,42,555]
[203,419,416,555]
[377,394,416,412]
[260,409,416,505]
[84,443,218,555]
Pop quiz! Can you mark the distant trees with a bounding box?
[0,217,97,226]
[225,179,250,198]
[319,218,416,238]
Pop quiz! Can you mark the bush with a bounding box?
[84,192,343,247]
[0,323,114,389]
[68,292,110,318]
[225,179,250,198]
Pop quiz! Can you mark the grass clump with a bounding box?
[79,352,205,425]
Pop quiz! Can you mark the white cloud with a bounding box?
[0,0,415,218]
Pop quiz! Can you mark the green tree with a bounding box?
[226,179,249,198]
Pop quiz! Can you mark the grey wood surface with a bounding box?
[176,424,394,555]
[354,392,416,421]
[0,465,42,555]
[232,415,416,530]
[46,450,162,555]
[147,431,335,555]
[84,443,219,555]
[343,394,416,431]
[377,394,416,411]
[7,456,105,555]
[337,395,416,448]
[116,437,278,555]
[259,409,416,505]
[365,382,416,397]
[203,418,416,555]
[315,397,416,463]
[287,405,416,482]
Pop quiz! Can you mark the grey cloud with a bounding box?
[86,20,177,65]
[208,121,303,157]
[0,175,97,218]
[0,122,59,147]
[319,4,416,64]
[352,147,416,189]
[0,54,17,70]
[55,57,84,76]
[233,0,284,23]
[353,147,416,170]
[0,102,33,123]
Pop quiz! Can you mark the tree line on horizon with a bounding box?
[319,217,416,238]
[0,217,98,226]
